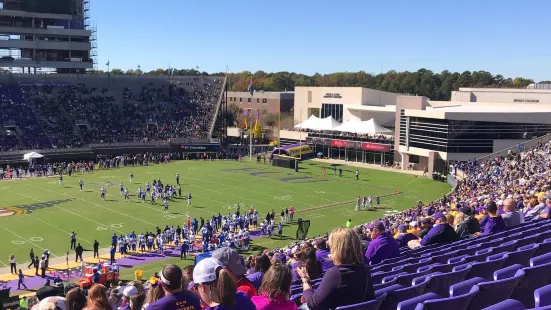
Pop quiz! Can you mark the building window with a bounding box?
[247,98,251,103]
[229,97,233,102]
[308,91,312,103]
[257,98,260,103]
[262,98,267,103]
[409,155,420,164]
[239,97,242,103]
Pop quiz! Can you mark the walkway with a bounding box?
[311,158,425,176]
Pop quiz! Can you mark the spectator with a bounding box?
[9,255,16,274]
[246,254,271,290]
[419,214,458,246]
[66,287,87,310]
[482,201,506,235]
[129,294,145,310]
[145,264,201,310]
[183,265,195,291]
[526,193,548,220]
[294,245,322,283]
[120,286,138,310]
[85,284,112,310]
[107,289,122,310]
[364,221,400,265]
[193,257,256,310]
[212,247,257,298]
[313,239,334,272]
[455,207,480,238]
[298,227,374,310]
[502,198,525,227]
[417,218,432,238]
[252,262,298,310]
[395,224,418,247]
[539,195,551,219]
[142,281,164,310]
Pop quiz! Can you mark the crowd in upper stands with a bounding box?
[0,77,223,151]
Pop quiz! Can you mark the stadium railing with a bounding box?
[208,77,227,137]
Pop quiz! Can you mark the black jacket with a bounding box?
[455,216,481,238]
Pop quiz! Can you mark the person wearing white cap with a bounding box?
[145,264,201,310]
[193,257,256,310]
[119,285,138,310]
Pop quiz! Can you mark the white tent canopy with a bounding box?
[294,115,341,131]
[335,118,392,134]
[23,152,44,161]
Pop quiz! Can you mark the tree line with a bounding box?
[94,68,548,101]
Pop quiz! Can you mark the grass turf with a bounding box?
[0,159,449,279]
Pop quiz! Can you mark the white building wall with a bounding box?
[451,89,551,104]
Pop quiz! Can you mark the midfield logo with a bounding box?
[0,199,73,217]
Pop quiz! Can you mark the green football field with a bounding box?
[0,159,449,279]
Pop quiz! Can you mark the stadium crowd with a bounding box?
[0,77,223,151]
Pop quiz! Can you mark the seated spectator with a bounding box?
[142,282,164,310]
[313,238,334,272]
[539,195,551,219]
[417,218,433,238]
[502,198,525,227]
[455,207,480,238]
[129,293,145,310]
[145,264,201,310]
[297,227,374,310]
[364,221,400,265]
[525,192,547,220]
[419,213,458,246]
[480,201,506,235]
[85,284,112,310]
[193,257,256,310]
[395,224,417,247]
[212,247,257,298]
[246,254,271,290]
[66,287,87,310]
[252,261,298,310]
[293,244,322,283]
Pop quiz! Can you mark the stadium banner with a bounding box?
[361,142,391,152]
[179,144,220,153]
[331,139,356,149]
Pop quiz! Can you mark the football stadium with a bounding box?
[0,1,551,310]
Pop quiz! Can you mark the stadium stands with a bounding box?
[0,75,225,151]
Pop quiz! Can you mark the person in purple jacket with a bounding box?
[297,227,374,310]
[482,201,506,235]
[246,254,271,290]
[420,214,458,246]
[395,225,418,248]
[364,221,400,265]
[313,238,334,272]
[146,264,201,310]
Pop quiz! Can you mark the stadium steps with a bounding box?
[59,105,86,146]
[208,76,227,138]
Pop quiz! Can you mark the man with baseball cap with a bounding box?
[211,247,257,298]
[145,264,201,310]
[420,213,458,246]
[364,221,400,265]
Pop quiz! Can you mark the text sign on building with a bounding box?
[331,139,355,148]
[323,93,342,99]
[514,99,540,103]
[180,144,220,152]
[361,142,390,152]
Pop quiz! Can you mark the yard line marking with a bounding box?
[0,225,57,257]
[18,182,157,227]
[404,178,417,187]
[9,189,125,234]
[9,191,94,245]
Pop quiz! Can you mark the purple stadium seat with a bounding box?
[448,255,469,264]
[401,258,433,273]
[504,244,539,267]
[464,248,494,263]
[535,239,551,257]
[374,277,398,290]
[373,269,406,284]
[516,236,538,248]
[417,265,471,298]
[430,252,457,264]
[535,283,551,307]
[530,252,551,267]
[510,263,551,307]
[335,292,387,310]
[421,260,466,273]
[537,233,551,243]
[491,240,518,254]
[397,293,440,310]
[449,277,486,297]
[466,269,525,310]
[380,277,430,310]
[414,285,479,310]
[465,253,508,280]
[480,299,526,310]
[395,269,434,286]
[375,283,404,295]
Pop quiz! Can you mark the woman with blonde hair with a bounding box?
[142,281,164,310]
[296,227,374,310]
[85,284,111,310]
[252,262,297,310]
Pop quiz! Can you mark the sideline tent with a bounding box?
[294,115,340,131]
[23,152,44,161]
[294,115,320,130]
[335,118,392,134]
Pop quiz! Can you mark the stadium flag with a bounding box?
[247,77,254,97]
[243,109,249,129]
[254,110,260,130]
[106,60,110,66]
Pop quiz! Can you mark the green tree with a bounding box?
[110,68,124,75]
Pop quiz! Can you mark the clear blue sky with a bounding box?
[95,0,551,81]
